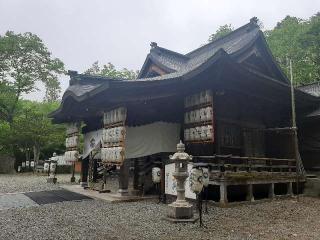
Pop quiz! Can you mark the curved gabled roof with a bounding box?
[138,18,261,78]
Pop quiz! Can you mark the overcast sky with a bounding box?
[0,0,319,101]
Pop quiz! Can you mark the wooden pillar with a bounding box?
[246,184,254,202]
[219,181,228,206]
[133,159,139,190]
[268,183,275,199]
[287,182,293,197]
[118,159,130,196]
[80,157,89,187]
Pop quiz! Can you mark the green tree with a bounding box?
[8,101,65,165]
[85,61,138,79]
[300,13,320,82]
[265,14,320,85]
[0,31,65,124]
[208,24,234,42]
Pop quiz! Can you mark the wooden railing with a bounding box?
[193,155,296,173]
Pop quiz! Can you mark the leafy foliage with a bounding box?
[265,13,320,85]
[0,31,65,124]
[0,100,66,162]
[85,61,138,79]
[208,24,234,42]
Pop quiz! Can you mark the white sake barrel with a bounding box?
[115,127,120,142]
[207,125,213,140]
[101,148,108,162]
[194,109,200,122]
[195,126,201,141]
[102,129,109,143]
[205,106,213,121]
[201,126,207,140]
[199,108,206,122]
[66,123,79,135]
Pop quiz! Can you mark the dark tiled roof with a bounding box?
[66,84,102,98]
[58,19,289,108]
[138,20,260,78]
[149,47,189,71]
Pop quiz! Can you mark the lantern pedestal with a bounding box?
[167,202,195,222]
[47,177,57,184]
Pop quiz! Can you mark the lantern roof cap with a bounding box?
[169,141,192,161]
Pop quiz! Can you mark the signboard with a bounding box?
[165,163,196,200]
[26,161,30,167]
[30,161,35,167]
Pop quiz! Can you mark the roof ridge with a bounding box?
[151,46,189,59]
[186,19,259,57]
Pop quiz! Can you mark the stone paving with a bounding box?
[0,193,38,210]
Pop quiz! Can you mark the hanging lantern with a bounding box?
[50,162,57,173]
[152,167,161,183]
[189,167,204,194]
[202,168,210,188]
[44,162,49,172]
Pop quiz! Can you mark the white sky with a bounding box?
[0,0,319,101]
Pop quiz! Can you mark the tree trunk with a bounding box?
[33,144,40,166]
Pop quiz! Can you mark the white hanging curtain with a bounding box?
[125,121,180,159]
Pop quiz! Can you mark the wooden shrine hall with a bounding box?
[50,18,319,204]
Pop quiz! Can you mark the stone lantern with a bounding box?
[166,141,195,222]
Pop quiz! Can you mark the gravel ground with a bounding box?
[0,173,79,194]
[0,174,320,240]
